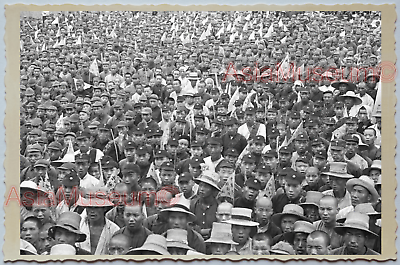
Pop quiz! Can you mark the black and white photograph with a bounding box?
[11,7,395,259]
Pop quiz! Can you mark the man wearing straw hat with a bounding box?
[225,207,259,255]
[337,175,380,222]
[283,220,316,255]
[48,211,91,255]
[160,196,206,254]
[331,212,380,255]
[76,188,119,255]
[125,234,170,255]
[165,228,195,255]
[205,222,238,255]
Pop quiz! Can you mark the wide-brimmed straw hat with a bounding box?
[160,196,196,222]
[331,79,357,91]
[224,208,259,227]
[126,234,170,255]
[49,244,76,255]
[346,175,380,204]
[324,162,354,179]
[338,91,363,105]
[20,239,37,255]
[269,241,295,255]
[363,160,382,175]
[272,204,310,226]
[166,229,194,251]
[205,222,238,245]
[337,203,381,223]
[284,221,316,244]
[300,191,323,209]
[48,212,87,243]
[194,170,221,191]
[334,212,378,238]
[76,188,114,208]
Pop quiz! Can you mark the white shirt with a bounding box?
[80,173,100,189]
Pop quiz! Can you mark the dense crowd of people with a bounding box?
[19,10,383,256]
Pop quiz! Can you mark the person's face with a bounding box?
[330,149,345,162]
[124,205,144,231]
[108,237,130,255]
[178,179,194,195]
[255,204,273,226]
[303,205,319,222]
[245,113,255,125]
[343,228,367,255]
[122,172,139,188]
[26,152,42,165]
[168,212,188,229]
[319,198,338,224]
[242,185,259,201]
[345,141,358,157]
[350,185,371,207]
[280,215,298,233]
[295,140,308,154]
[307,236,329,255]
[264,156,278,170]
[210,243,230,255]
[197,182,214,198]
[208,144,222,159]
[38,229,55,254]
[86,206,105,223]
[54,227,77,246]
[369,169,381,184]
[21,220,40,246]
[295,162,309,175]
[240,161,256,176]
[363,129,376,145]
[285,182,302,200]
[305,169,319,187]
[75,160,90,177]
[252,239,271,255]
[289,117,301,129]
[293,233,308,255]
[32,205,51,224]
[330,176,347,193]
[34,165,48,178]
[232,224,251,244]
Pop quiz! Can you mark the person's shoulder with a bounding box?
[75,247,92,255]
[330,246,345,255]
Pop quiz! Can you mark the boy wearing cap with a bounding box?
[190,171,221,239]
[285,221,316,255]
[203,137,224,173]
[55,172,83,220]
[221,117,247,155]
[158,161,180,196]
[234,177,262,209]
[177,173,196,200]
[344,134,369,171]
[237,107,266,140]
[272,171,306,214]
[75,131,104,164]
[120,163,141,196]
[74,153,101,189]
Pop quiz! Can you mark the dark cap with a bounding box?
[245,177,262,190]
[47,141,63,150]
[311,138,323,146]
[314,150,327,159]
[242,154,256,164]
[256,164,272,173]
[279,146,292,154]
[343,134,359,143]
[225,117,238,126]
[290,111,300,119]
[296,156,310,164]
[263,150,278,158]
[75,153,90,162]
[207,137,222,146]
[284,171,305,185]
[252,135,266,144]
[160,161,175,171]
[62,172,80,187]
[323,117,336,125]
[34,159,50,168]
[76,131,91,139]
[125,141,137,150]
[190,140,202,148]
[245,107,256,115]
[121,163,141,174]
[102,159,119,169]
[330,139,346,150]
[224,148,239,157]
[168,138,179,146]
[296,133,309,141]
[217,159,234,170]
[178,172,193,182]
[154,150,169,158]
[345,117,358,124]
